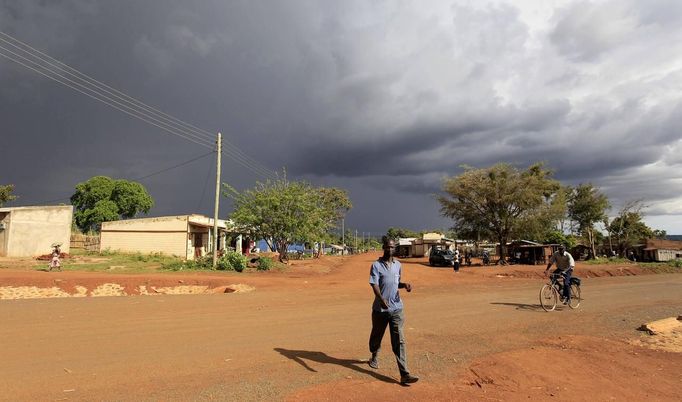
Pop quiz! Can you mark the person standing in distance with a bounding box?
[545,245,575,304]
[368,237,419,385]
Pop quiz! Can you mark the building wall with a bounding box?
[0,206,72,257]
[0,212,9,256]
[655,249,682,262]
[100,216,189,258]
[100,231,188,257]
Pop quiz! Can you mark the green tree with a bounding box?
[315,188,352,256]
[608,200,652,255]
[652,229,667,240]
[439,163,560,264]
[71,176,154,232]
[543,230,576,249]
[386,227,419,240]
[567,183,610,259]
[224,178,351,262]
[0,184,17,207]
[515,185,568,242]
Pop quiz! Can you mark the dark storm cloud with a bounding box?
[287,99,572,177]
[2,0,682,233]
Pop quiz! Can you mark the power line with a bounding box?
[20,151,217,206]
[0,32,275,178]
[197,152,215,211]
[134,151,215,181]
[0,31,275,179]
[0,43,215,149]
[0,31,278,180]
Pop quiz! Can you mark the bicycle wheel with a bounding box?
[539,284,558,312]
[568,284,581,309]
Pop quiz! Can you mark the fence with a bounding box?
[70,233,100,252]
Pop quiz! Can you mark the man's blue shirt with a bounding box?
[369,258,403,312]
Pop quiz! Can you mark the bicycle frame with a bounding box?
[540,271,581,311]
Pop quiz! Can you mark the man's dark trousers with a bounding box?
[555,268,572,301]
[369,309,408,377]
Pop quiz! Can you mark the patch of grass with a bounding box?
[639,260,682,273]
[160,253,249,272]
[583,257,633,265]
[161,256,214,271]
[53,250,182,273]
[583,256,682,272]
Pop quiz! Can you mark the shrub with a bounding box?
[225,251,248,272]
[257,256,273,271]
[195,255,214,269]
[216,255,234,271]
[99,248,116,256]
[163,260,185,271]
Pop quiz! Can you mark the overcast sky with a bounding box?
[2,0,682,235]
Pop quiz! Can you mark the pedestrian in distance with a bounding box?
[453,249,460,272]
[48,244,61,272]
[368,236,419,385]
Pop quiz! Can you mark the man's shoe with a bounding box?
[400,374,419,385]
[368,356,379,369]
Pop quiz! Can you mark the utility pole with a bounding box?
[341,218,345,255]
[212,132,222,268]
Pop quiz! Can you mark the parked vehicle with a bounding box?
[429,248,456,267]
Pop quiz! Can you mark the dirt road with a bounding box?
[1,254,681,401]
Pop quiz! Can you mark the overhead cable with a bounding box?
[21,150,217,206]
[0,31,274,177]
[0,32,278,180]
[0,44,216,149]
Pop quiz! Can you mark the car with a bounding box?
[429,248,455,267]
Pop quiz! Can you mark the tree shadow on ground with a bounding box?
[274,348,397,384]
[490,302,547,312]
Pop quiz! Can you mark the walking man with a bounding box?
[545,245,575,304]
[368,237,419,385]
[453,249,460,272]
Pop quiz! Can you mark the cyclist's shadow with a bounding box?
[490,302,547,312]
[274,348,398,384]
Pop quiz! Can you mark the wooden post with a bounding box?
[212,132,222,268]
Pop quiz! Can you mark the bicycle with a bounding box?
[539,272,581,311]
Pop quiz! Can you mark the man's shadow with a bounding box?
[274,348,398,384]
[490,302,546,312]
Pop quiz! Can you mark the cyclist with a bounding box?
[482,250,490,265]
[545,245,574,304]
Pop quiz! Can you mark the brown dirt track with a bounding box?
[0,254,681,401]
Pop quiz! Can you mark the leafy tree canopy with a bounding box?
[439,163,560,263]
[0,184,17,207]
[567,183,610,259]
[652,229,667,240]
[607,200,652,253]
[515,184,568,243]
[71,176,154,232]
[386,227,419,240]
[224,178,351,262]
[543,230,576,249]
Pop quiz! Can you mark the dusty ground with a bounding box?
[0,254,681,401]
